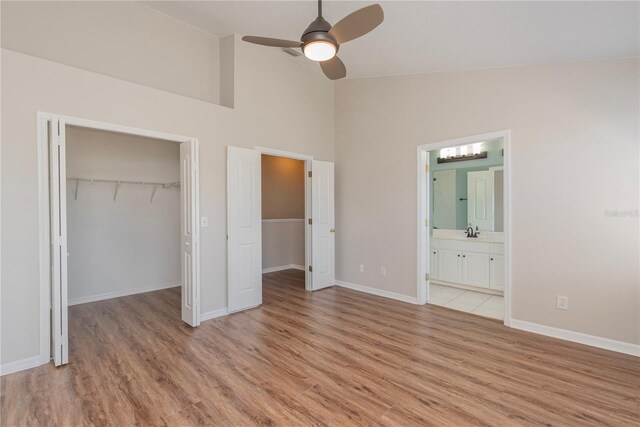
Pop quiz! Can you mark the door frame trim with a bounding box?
[416,130,512,326]
[37,111,201,365]
[255,146,313,291]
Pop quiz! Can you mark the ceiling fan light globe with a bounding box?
[303,40,336,61]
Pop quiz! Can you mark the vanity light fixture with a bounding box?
[437,143,488,164]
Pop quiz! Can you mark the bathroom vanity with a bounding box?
[430,230,504,292]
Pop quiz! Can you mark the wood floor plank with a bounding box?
[2,269,639,426]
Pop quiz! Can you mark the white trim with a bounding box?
[510,319,640,357]
[336,280,419,305]
[37,113,51,365]
[68,282,181,306]
[255,146,314,161]
[200,307,230,322]
[262,264,305,274]
[262,218,305,223]
[37,112,191,143]
[417,130,512,326]
[1,356,44,376]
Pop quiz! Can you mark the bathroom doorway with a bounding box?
[417,131,511,324]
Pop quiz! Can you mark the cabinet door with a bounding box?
[437,249,461,283]
[490,254,505,290]
[430,249,438,280]
[462,251,490,288]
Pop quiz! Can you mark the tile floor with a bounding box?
[429,283,504,320]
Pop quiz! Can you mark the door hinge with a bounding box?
[308,171,312,178]
[425,218,429,227]
[425,164,429,172]
[425,273,430,281]
[308,265,313,272]
[308,218,312,225]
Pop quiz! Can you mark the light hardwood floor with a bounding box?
[2,269,639,426]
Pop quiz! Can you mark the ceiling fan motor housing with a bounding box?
[301,17,339,53]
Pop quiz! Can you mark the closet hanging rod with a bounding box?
[67,177,180,188]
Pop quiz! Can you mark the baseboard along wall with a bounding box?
[68,281,181,306]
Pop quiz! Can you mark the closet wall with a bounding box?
[66,126,181,304]
[261,155,305,272]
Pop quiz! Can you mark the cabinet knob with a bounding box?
[463,254,466,258]
[491,258,494,261]
[457,254,460,257]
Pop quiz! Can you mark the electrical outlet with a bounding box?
[557,295,569,310]
[200,216,208,228]
[380,267,387,277]
[359,264,364,273]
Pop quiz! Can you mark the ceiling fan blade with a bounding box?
[320,56,346,80]
[242,36,302,48]
[328,4,384,44]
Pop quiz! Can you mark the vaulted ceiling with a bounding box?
[143,1,639,79]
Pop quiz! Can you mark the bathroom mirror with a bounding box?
[430,139,504,232]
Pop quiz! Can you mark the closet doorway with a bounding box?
[38,113,200,367]
[261,154,307,283]
[227,146,335,314]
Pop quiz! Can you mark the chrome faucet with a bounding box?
[466,225,479,238]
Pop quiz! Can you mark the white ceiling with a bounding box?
[143,1,640,79]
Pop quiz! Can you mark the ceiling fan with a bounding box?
[242,0,384,80]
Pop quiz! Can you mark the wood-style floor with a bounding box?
[2,270,639,426]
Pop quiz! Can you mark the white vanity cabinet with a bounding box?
[430,249,439,281]
[489,243,505,290]
[431,238,504,292]
[462,251,490,287]
[437,248,461,283]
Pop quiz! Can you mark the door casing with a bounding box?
[255,147,315,291]
[37,112,201,366]
[417,130,512,326]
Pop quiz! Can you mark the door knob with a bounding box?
[330,227,336,233]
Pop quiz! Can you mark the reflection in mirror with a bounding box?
[430,138,504,232]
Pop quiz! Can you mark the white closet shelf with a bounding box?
[67,177,180,202]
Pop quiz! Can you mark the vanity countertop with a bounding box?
[432,229,504,244]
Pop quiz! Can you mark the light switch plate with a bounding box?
[200,216,208,228]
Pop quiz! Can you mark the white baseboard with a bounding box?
[336,280,419,304]
[262,264,305,274]
[1,355,45,376]
[510,319,640,357]
[200,307,230,321]
[68,281,181,306]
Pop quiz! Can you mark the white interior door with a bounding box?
[432,170,457,229]
[227,147,262,312]
[180,139,200,326]
[311,160,335,290]
[50,117,68,366]
[467,171,494,231]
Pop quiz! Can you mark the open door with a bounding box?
[467,170,494,231]
[227,147,262,312]
[311,160,335,290]
[180,139,200,326]
[50,117,68,366]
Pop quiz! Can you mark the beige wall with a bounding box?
[1,26,333,364]
[66,127,181,302]
[334,58,639,345]
[262,155,305,219]
[1,1,220,103]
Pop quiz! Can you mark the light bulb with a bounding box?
[303,40,336,62]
